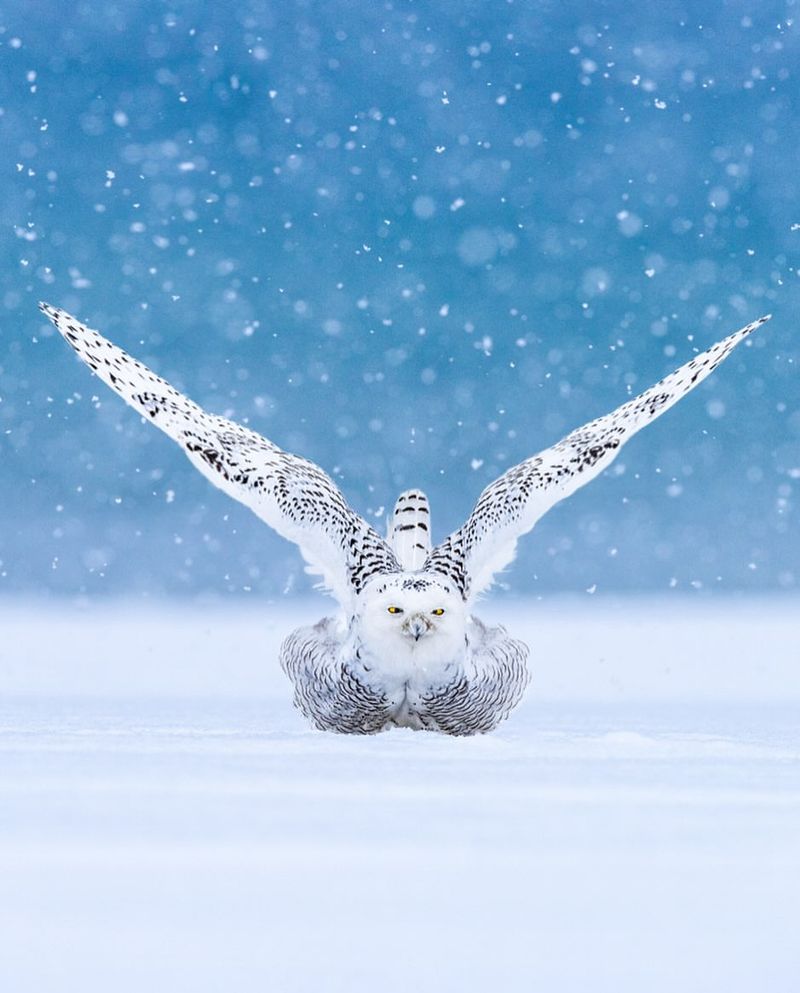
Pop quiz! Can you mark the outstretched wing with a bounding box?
[425,316,770,601]
[41,303,400,605]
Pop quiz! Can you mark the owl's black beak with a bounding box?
[404,615,430,642]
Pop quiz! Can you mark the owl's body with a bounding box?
[281,607,529,734]
[40,302,769,735]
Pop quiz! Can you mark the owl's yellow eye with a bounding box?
[432,608,445,616]
[387,606,403,614]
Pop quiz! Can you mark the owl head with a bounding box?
[358,573,466,658]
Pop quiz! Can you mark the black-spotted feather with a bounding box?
[388,489,432,571]
[425,315,771,600]
[41,302,400,605]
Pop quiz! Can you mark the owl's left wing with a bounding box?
[41,303,400,606]
[424,315,770,601]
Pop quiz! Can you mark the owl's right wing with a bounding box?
[41,303,400,607]
[424,315,770,602]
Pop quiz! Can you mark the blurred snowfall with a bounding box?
[0,0,798,598]
[2,6,800,991]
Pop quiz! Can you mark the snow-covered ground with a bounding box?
[1,597,799,992]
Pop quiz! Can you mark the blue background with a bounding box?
[1,0,798,599]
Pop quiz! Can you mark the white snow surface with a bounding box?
[1,596,799,992]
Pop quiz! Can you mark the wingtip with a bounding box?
[39,301,61,323]
[737,313,772,340]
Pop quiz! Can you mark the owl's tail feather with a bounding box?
[389,490,432,571]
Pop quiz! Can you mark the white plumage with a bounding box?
[41,302,769,734]
[388,490,432,570]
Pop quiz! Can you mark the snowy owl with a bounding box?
[41,302,769,735]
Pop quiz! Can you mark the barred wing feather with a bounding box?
[41,303,400,606]
[424,316,770,601]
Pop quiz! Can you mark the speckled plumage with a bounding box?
[424,315,771,599]
[280,614,529,734]
[389,489,431,571]
[41,302,769,735]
